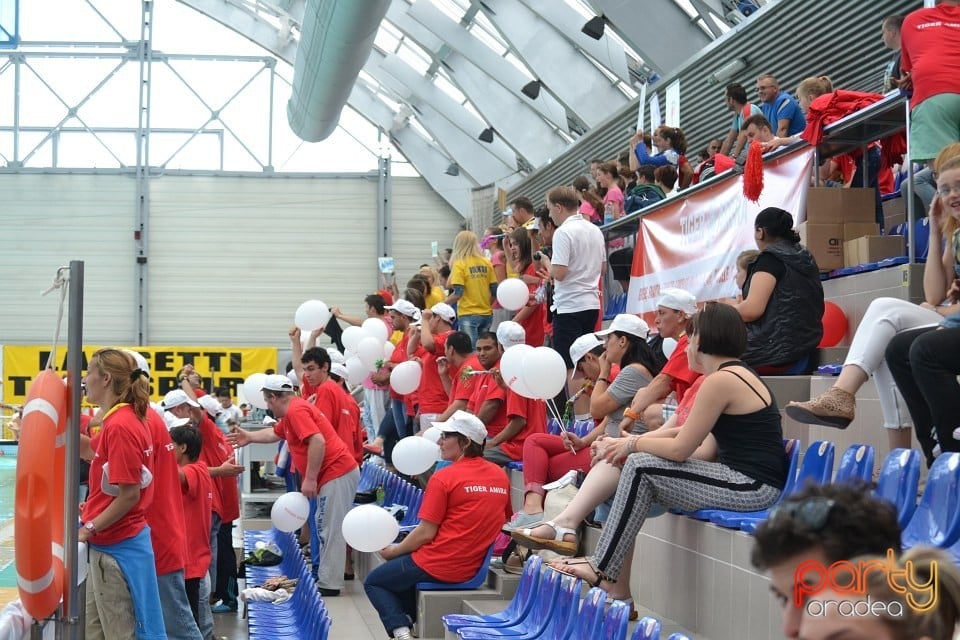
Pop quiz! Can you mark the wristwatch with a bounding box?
[83,521,97,534]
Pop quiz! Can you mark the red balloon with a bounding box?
[819,301,847,348]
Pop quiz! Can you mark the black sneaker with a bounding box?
[318,587,341,597]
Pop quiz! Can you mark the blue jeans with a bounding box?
[457,314,492,348]
[198,573,213,640]
[363,554,439,635]
[208,513,221,593]
[157,569,203,640]
[391,399,410,440]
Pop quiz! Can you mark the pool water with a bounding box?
[0,446,17,588]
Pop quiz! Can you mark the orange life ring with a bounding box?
[15,370,66,619]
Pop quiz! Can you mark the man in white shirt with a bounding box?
[538,185,606,379]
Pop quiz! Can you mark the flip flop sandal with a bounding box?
[548,557,604,588]
[510,520,578,556]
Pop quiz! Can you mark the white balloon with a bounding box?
[390,361,422,395]
[422,426,442,444]
[362,318,389,344]
[341,504,400,552]
[271,492,310,532]
[383,342,395,359]
[345,357,367,386]
[286,370,300,386]
[241,373,268,410]
[662,337,678,359]
[342,326,369,353]
[294,300,330,332]
[520,347,568,400]
[496,278,531,311]
[357,336,383,371]
[393,436,441,475]
[499,344,534,396]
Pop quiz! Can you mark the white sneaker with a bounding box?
[543,470,578,491]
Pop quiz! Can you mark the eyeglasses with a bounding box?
[438,431,455,440]
[767,497,836,531]
[937,184,960,198]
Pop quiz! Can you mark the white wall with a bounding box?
[0,172,462,346]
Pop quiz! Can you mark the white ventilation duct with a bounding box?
[287,0,391,142]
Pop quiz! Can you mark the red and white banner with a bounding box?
[627,148,815,323]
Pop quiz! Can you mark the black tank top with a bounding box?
[710,361,789,490]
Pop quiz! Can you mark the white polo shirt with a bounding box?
[551,213,606,313]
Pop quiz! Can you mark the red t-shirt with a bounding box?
[144,408,187,575]
[273,397,357,487]
[673,375,707,427]
[82,404,152,546]
[449,354,483,406]
[515,263,545,348]
[499,391,547,461]
[660,334,701,404]
[412,457,511,582]
[332,382,364,464]
[180,461,214,580]
[197,415,235,520]
[901,4,960,108]
[304,378,356,455]
[417,330,452,414]
[467,373,508,436]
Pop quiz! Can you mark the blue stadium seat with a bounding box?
[875,448,921,529]
[442,556,543,632]
[901,452,960,549]
[629,615,662,640]
[667,634,693,640]
[418,542,496,591]
[834,444,875,483]
[456,568,564,639]
[889,217,931,261]
[547,418,564,435]
[733,441,835,533]
[564,587,606,639]
[600,602,633,640]
[686,439,799,525]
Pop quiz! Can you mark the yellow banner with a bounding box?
[2,345,278,410]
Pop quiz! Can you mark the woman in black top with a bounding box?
[551,303,788,587]
[723,207,824,373]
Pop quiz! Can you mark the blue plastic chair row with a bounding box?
[603,292,628,321]
[355,462,425,530]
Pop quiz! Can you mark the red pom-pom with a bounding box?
[743,140,764,202]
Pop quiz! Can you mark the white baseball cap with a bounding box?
[198,395,223,418]
[163,411,190,430]
[385,299,422,321]
[595,314,650,339]
[327,348,346,365]
[261,374,295,392]
[496,321,526,349]
[431,410,487,445]
[123,350,151,379]
[162,389,200,410]
[657,288,698,315]
[330,362,349,380]
[430,302,456,323]
[569,333,604,369]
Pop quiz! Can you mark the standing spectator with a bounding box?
[720,82,762,158]
[509,197,537,230]
[538,186,606,381]
[756,74,806,137]
[597,161,625,223]
[229,375,359,597]
[533,206,557,343]
[445,230,497,347]
[900,0,960,164]
[408,302,457,432]
[507,227,546,347]
[215,387,243,432]
[629,127,686,171]
[572,175,604,224]
[419,266,445,308]
[881,15,904,92]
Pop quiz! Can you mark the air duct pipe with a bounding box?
[287,0,391,142]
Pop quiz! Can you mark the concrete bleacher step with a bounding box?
[418,586,505,639]
[441,600,514,640]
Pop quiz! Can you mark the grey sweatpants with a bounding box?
[316,467,361,591]
[593,452,781,580]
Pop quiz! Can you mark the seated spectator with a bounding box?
[445,230,497,347]
[408,302,457,432]
[507,228,546,347]
[466,331,509,445]
[214,387,243,433]
[624,164,665,212]
[529,304,787,596]
[618,288,701,432]
[721,207,824,374]
[572,175,604,224]
[799,546,959,640]
[435,331,481,422]
[597,161,625,222]
[504,315,663,530]
[720,82,762,159]
[751,483,902,638]
[363,412,510,640]
[734,114,776,174]
[735,249,761,291]
[756,73,806,137]
[785,151,957,448]
[654,164,678,197]
[693,139,723,184]
[629,127,689,187]
[618,152,637,193]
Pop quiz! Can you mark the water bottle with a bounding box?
[604,202,614,225]
[376,484,385,505]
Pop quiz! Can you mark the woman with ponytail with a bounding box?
[721,207,825,374]
[81,348,166,639]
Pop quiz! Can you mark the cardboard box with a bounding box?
[843,222,880,241]
[805,188,877,224]
[882,196,906,231]
[844,235,905,266]
[798,222,843,271]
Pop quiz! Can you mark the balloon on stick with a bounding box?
[383,342,395,359]
[496,278,530,311]
[520,347,568,400]
[362,318,389,344]
[357,336,383,371]
[393,436,441,475]
[499,344,536,398]
[345,357,367,386]
[342,505,400,552]
[390,361,422,395]
[342,326,369,353]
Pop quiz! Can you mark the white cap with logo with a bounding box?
[569,333,604,373]
[198,395,223,418]
[261,374,295,392]
[162,389,200,410]
[430,302,457,323]
[496,321,526,349]
[385,299,422,321]
[431,410,487,445]
[595,314,650,339]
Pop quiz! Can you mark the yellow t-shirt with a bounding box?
[425,286,445,308]
[450,255,496,317]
